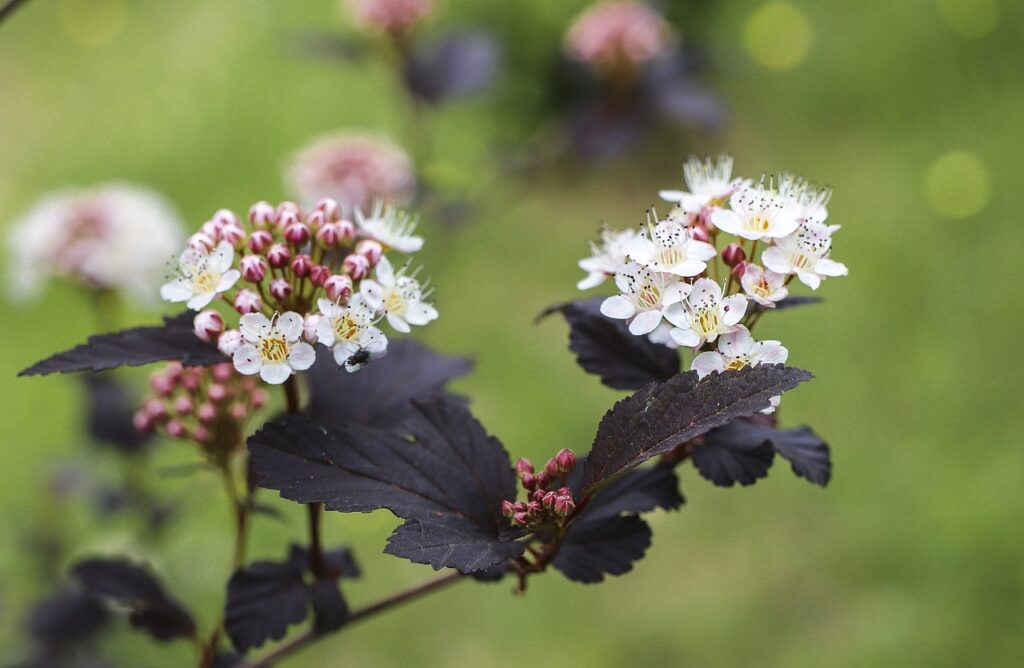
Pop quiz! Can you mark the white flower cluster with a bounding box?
[578,155,848,412]
[8,183,183,303]
[161,198,438,384]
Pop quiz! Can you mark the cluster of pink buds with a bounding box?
[502,449,578,528]
[347,0,435,39]
[133,362,266,462]
[563,1,676,77]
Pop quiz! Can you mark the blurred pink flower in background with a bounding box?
[286,133,416,215]
[564,1,676,75]
[346,0,435,37]
[7,183,183,303]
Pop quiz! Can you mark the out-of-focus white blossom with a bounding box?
[660,155,747,216]
[354,201,423,253]
[578,227,636,290]
[346,0,433,36]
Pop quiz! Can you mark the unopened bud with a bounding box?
[267,244,291,268]
[512,501,527,513]
[511,511,529,526]
[212,363,233,382]
[217,329,243,356]
[731,260,750,280]
[324,274,353,302]
[269,278,292,300]
[557,486,571,497]
[343,253,368,281]
[309,264,330,287]
[316,222,341,248]
[180,369,201,392]
[502,499,515,517]
[544,459,560,477]
[536,471,551,489]
[165,419,188,438]
[691,224,710,243]
[277,208,301,231]
[306,210,327,230]
[221,222,247,248]
[721,242,746,267]
[251,388,268,408]
[337,219,356,245]
[208,383,230,403]
[553,495,575,516]
[291,254,313,278]
[526,501,542,515]
[531,489,546,503]
[197,402,217,424]
[193,425,210,443]
[212,208,240,229]
[515,458,534,476]
[355,239,383,265]
[149,372,176,397]
[188,232,215,251]
[133,410,154,433]
[248,230,274,254]
[555,448,576,472]
[240,255,267,283]
[284,222,311,247]
[229,402,247,420]
[303,314,322,343]
[200,221,221,241]
[316,197,341,222]
[174,396,194,415]
[249,201,276,228]
[542,491,556,509]
[521,473,537,490]
[143,399,167,420]
[233,289,262,315]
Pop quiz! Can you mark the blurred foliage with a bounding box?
[1,0,1023,666]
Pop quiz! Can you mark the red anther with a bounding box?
[249,201,276,228]
[267,244,291,268]
[248,230,274,254]
[291,254,313,278]
[233,289,262,315]
[241,255,267,283]
[721,242,746,268]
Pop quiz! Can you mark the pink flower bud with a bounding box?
[291,254,313,278]
[188,232,215,251]
[193,310,224,342]
[303,314,322,343]
[269,278,292,300]
[309,264,330,287]
[249,201,276,228]
[537,471,551,489]
[557,486,571,497]
[149,372,176,397]
[240,255,267,283]
[512,501,527,513]
[267,244,291,268]
[315,196,341,222]
[324,274,353,302]
[218,329,243,356]
[200,221,221,241]
[233,289,262,314]
[521,473,537,490]
[554,495,575,516]
[306,210,327,230]
[721,242,746,267]
[337,219,357,244]
[174,396,194,415]
[526,501,542,515]
[165,419,188,438]
[193,425,210,443]
[212,363,234,382]
[544,459,560,477]
[277,208,301,231]
[731,260,750,280]
[251,388,268,408]
[248,230,274,254]
[542,491,557,509]
[208,383,230,403]
[555,448,577,473]
[166,362,183,381]
[501,500,515,517]
[229,402,248,420]
[133,410,154,433]
[516,458,535,476]
[221,222,247,248]
[343,253,370,280]
[284,222,311,247]
[212,208,240,229]
[143,399,167,420]
[531,489,546,503]
[316,222,342,248]
[181,369,201,392]
[511,511,529,526]
[355,239,384,265]
[197,402,217,424]
[691,224,711,243]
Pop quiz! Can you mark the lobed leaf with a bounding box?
[692,421,776,487]
[19,312,223,376]
[225,552,312,652]
[584,366,813,491]
[770,425,831,486]
[552,516,652,584]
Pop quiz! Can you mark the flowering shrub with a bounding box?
[17,158,839,666]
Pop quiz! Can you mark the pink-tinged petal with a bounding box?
[288,342,316,371]
[260,362,292,384]
[186,292,216,310]
[160,279,192,302]
[629,309,662,335]
[754,341,789,365]
[690,277,721,303]
[216,269,240,293]
[672,259,707,278]
[815,258,848,277]
[718,326,754,357]
[600,295,635,320]
[691,352,725,379]
[761,247,792,274]
[277,312,304,341]
[658,189,686,203]
[360,280,384,310]
[576,273,605,290]
[670,327,701,348]
[722,294,748,325]
[232,344,261,376]
[387,314,411,333]
[240,313,271,341]
[710,209,742,236]
[796,270,821,290]
[212,241,234,272]
[688,240,718,262]
[662,302,689,328]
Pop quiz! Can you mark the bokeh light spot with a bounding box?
[58,0,128,48]
[936,0,999,39]
[925,151,991,219]
[743,2,813,70]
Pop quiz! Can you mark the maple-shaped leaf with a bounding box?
[692,420,776,487]
[248,397,523,573]
[224,547,313,652]
[306,340,471,428]
[584,366,813,491]
[71,558,195,642]
[543,298,679,390]
[19,312,224,376]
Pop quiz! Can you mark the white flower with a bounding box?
[740,264,788,308]
[233,312,316,384]
[624,215,717,278]
[691,326,788,413]
[360,256,438,333]
[160,240,241,310]
[8,184,183,303]
[664,278,747,347]
[600,263,690,336]
[779,174,834,225]
[711,184,802,241]
[647,322,678,349]
[659,155,747,214]
[354,201,423,253]
[315,296,389,372]
[577,227,636,290]
[761,220,848,290]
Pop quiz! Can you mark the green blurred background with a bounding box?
[2,0,1023,665]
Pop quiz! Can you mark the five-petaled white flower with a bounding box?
[711,184,802,241]
[577,227,636,290]
[691,326,788,413]
[600,263,690,336]
[355,201,423,253]
[659,155,746,215]
[316,296,389,372]
[761,220,848,290]
[664,278,747,347]
[360,256,438,333]
[233,312,316,384]
[624,215,717,278]
[740,263,788,308]
[161,240,241,310]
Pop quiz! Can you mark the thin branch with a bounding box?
[0,0,30,26]
[243,571,465,667]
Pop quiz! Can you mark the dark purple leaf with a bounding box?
[307,340,471,429]
[248,397,523,573]
[310,580,348,634]
[765,426,831,486]
[213,652,244,668]
[71,558,195,642]
[576,464,684,522]
[552,516,652,584]
[323,546,361,580]
[584,366,813,491]
[81,375,151,453]
[544,298,679,390]
[27,590,110,645]
[19,312,224,376]
[693,421,776,487]
[225,547,312,652]
[404,31,501,103]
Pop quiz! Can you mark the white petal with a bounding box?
[815,258,848,277]
[709,209,742,236]
[216,269,240,293]
[662,282,689,306]
[288,342,316,370]
[160,279,192,302]
[375,256,395,284]
[404,302,438,325]
[670,327,700,348]
[186,291,216,310]
[391,236,424,253]
[260,362,292,384]
[797,270,821,290]
[360,280,384,310]
[688,240,718,262]
[212,241,234,272]
[232,344,261,376]
[761,247,792,274]
[623,236,653,264]
[600,295,635,320]
[277,312,304,341]
[240,313,271,341]
[629,309,662,335]
[768,215,800,239]
[672,259,707,278]
[387,314,411,333]
[659,189,686,203]
[719,326,753,357]
[576,273,605,290]
[362,327,389,354]
[316,317,336,347]
[722,294,748,326]
[690,278,721,303]
[662,302,689,328]
[691,352,725,379]
[754,341,788,365]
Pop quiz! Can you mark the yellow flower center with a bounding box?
[754,278,773,297]
[334,314,362,342]
[637,284,662,311]
[385,290,407,316]
[655,246,684,268]
[725,358,746,371]
[192,269,218,293]
[790,252,810,270]
[695,309,720,337]
[259,333,289,364]
[745,216,771,233]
